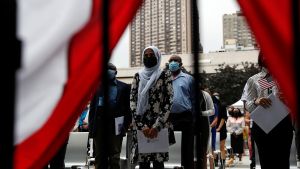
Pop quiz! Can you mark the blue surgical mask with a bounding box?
[107,69,116,80]
[169,61,180,72]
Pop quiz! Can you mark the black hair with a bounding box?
[108,63,117,71]
[232,108,243,118]
[257,51,266,68]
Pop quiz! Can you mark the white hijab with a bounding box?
[137,46,162,115]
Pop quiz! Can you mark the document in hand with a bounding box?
[137,128,169,154]
[115,116,124,135]
[250,93,289,134]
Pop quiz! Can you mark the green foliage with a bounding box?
[200,62,260,105]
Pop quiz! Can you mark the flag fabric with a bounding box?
[15,0,142,169]
[237,0,298,118]
[258,76,276,91]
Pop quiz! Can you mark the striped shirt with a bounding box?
[243,69,279,112]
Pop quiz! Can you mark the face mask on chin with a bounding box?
[143,56,157,68]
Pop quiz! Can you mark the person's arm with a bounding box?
[226,117,234,134]
[217,119,225,132]
[244,111,251,126]
[152,71,173,131]
[130,73,145,130]
[87,90,99,136]
[72,117,79,132]
[189,75,196,116]
[235,117,245,135]
[201,91,215,116]
[210,103,219,127]
[245,75,273,111]
[210,117,218,127]
[123,83,132,132]
[244,77,259,112]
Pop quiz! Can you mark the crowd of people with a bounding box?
[45,47,299,169]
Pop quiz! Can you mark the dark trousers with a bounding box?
[139,161,164,169]
[169,112,194,169]
[230,134,243,154]
[252,116,293,169]
[94,119,123,169]
[195,116,210,169]
[44,139,68,169]
[249,128,256,168]
[211,127,216,151]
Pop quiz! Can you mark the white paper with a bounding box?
[250,94,289,134]
[115,116,124,135]
[137,128,169,154]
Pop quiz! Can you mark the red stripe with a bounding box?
[238,0,297,118]
[14,0,143,168]
[258,79,275,90]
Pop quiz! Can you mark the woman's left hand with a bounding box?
[148,128,158,139]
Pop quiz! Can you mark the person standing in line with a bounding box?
[243,52,293,169]
[167,55,195,169]
[210,93,220,167]
[226,107,245,165]
[213,92,227,169]
[88,63,131,169]
[241,83,256,169]
[206,88,219,167]
[130,46,173,169]
[196,87,215,169]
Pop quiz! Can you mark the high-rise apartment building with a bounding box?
[223,11,257,50]
[130,0,192,67]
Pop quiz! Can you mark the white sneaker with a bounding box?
[297,160,300,168]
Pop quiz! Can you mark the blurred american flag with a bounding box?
[258,76,276,90]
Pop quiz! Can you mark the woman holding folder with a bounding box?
[129,46,173,169]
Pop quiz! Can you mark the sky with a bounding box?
[111,0,240,68]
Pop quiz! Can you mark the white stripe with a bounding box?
[16,0,92,144]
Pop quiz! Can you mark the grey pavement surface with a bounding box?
[65,132,298,169]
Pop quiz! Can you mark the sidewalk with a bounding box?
[221,151,298,169]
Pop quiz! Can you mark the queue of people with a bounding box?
[54,48,298,169]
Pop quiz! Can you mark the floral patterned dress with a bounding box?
[130,70,173,163]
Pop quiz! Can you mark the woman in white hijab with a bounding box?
[129,46,173,169]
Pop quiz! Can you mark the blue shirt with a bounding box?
[171,71,194,114]
[79,109,88,126]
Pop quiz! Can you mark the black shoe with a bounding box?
[218,160,225,169]
[214,158,219,167]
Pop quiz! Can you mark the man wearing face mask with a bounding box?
[89,63,131,169]
[168,55,195,169]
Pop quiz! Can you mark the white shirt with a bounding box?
[201,90,215,116]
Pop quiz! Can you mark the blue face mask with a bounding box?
[107,69,116,80]
[169,61,180,72]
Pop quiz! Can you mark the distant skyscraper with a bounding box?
[130,0,192,67]
[223,11,257,50]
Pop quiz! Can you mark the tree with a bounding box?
[200,62,259,105]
